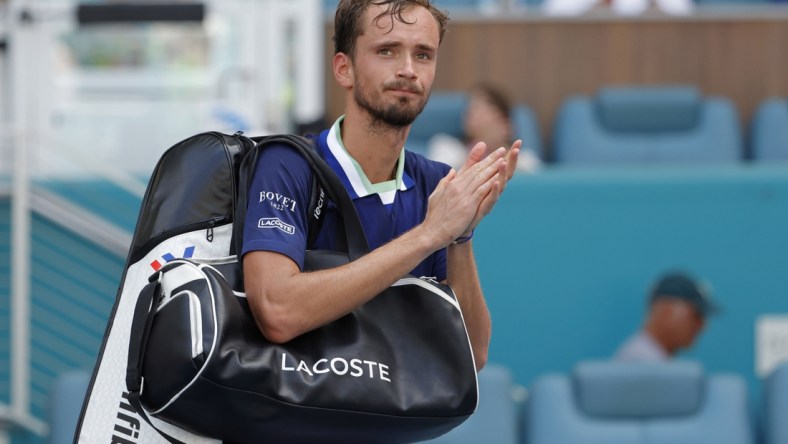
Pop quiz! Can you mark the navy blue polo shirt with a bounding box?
[242,117,451,281]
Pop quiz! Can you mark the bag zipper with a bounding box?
[130,216,228,264]
[206,219,215,242]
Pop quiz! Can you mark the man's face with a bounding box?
[666,299,706,349]
[348,4,440,128]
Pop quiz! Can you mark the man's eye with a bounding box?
[379,49,392,55]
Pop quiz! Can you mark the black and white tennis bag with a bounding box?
[75,131,478,444]
[75,132,252,444]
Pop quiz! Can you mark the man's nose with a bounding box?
[397,56,417,79]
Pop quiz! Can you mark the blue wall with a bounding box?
[0,196,126,441]
[28,215,125,420]
[474,164,788,409]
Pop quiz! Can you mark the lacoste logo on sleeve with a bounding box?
[258,218,296,235]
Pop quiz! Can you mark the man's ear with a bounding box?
[333,52,354,89]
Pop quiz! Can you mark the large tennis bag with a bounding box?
[76,131,478,443]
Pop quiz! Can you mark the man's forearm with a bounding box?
[446,240,491,371]
[244,224,441,344]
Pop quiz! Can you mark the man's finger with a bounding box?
[460,141,488,172]
[467,157,505,193]
[468,178,501,230]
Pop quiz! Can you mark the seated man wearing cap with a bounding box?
[615,271,719,361]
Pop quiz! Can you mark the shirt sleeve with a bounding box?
[241,143,313,270]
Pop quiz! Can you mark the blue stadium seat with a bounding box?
[48,370,90,444]
[524,360,753,444]
[751,98,788,162]
[553,85,742,165]
[420,363,522,444]
[765,361,788,444]
[695,0,768,4]
[407,92,542,157]
[409,93,467,155]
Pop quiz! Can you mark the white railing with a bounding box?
[3,1,324,442]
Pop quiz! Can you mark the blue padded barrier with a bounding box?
[525,361,753,444]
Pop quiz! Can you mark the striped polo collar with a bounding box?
[323,116,414,205]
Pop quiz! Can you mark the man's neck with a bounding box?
[340,110,409,184]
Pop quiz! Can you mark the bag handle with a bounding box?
[233,135,370,261]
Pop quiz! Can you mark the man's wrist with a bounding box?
[407,224,446,254]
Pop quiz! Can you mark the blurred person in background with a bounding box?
[427,83,540,173]
[542,0,693,17]
[615,271,719,361]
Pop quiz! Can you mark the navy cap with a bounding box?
[649,271,719,317]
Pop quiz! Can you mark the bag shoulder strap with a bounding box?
[234,134,369,260]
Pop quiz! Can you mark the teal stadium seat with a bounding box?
[420,363,522,444]
[525,360,753,444]
[765,361,788,444]
[751,98,788,162]
[553,85,742,165]
[407,92,542,158]
[695,0,768,5]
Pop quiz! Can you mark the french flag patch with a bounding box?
[150,246,195,271]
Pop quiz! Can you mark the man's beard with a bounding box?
[354,80,428,128]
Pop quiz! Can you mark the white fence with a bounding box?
[1,1,324,442]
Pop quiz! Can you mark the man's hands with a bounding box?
[494,139,522,197]
[423,140,521,247]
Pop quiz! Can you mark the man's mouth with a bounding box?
[385,81,422,96]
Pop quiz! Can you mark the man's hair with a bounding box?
[471,83,512,119]
[333,0,449,58]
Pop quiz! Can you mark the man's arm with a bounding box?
[245,225,438,343]
[244,147,507,344]
[445,240,490,370]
